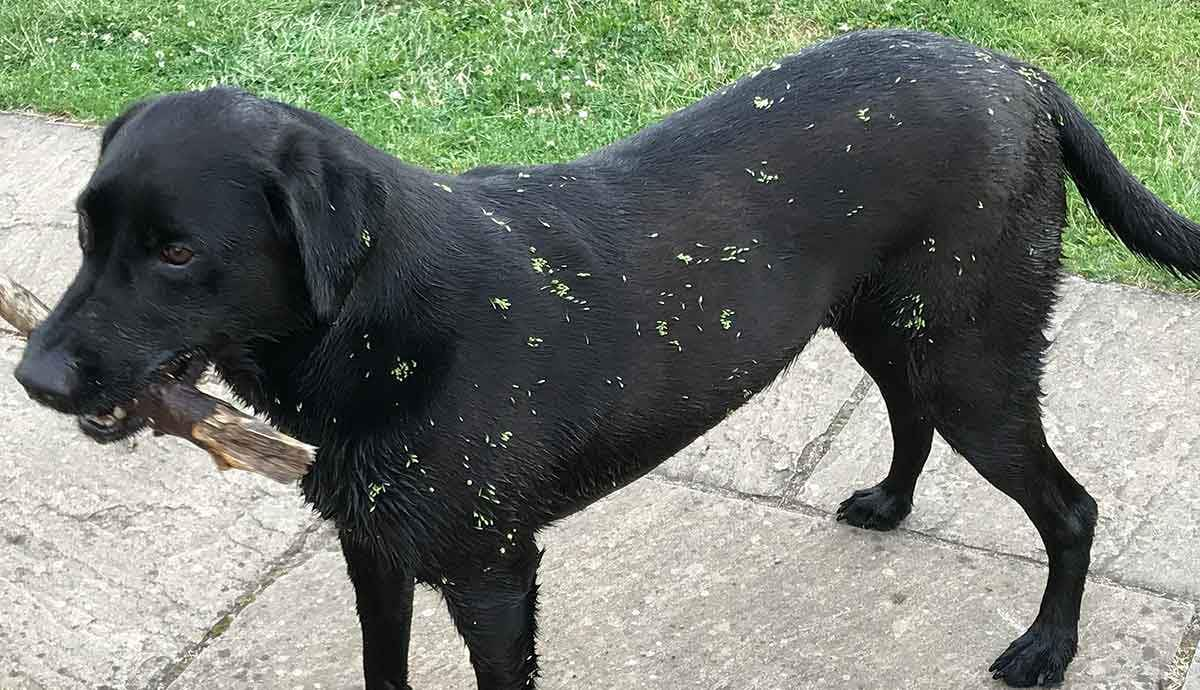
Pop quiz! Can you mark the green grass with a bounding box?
[1,0,1198,292]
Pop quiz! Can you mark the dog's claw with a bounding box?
[835,483,912,531]
[989,625,1075,687]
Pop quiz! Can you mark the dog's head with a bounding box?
[14,87,373,442]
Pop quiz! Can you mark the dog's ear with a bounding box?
[100,98,154,156]
[263,125,373,324]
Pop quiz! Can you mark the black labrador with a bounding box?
[14,28,1200,689]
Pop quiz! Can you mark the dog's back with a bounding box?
[444,29,1075,516]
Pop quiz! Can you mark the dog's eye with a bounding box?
[160,245,194,266]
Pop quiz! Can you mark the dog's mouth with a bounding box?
[78,349,208,443]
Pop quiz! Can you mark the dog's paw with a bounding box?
[835,483,912,531]
[989,625,1077,687]
[364,676,412,690]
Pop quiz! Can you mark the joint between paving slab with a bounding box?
[887,521,1200,607]
[792,485,1200,608]
[145,518,326,690]
[646,374,874,511]
[646,472,794,510]
[655,472,1200,612]
[777,374,874,507]
[1166,608,1200,690]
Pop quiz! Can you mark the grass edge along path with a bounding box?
[1,0,1198,293]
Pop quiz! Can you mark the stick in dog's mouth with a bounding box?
[0,274,315,483]
[80,349,209,442]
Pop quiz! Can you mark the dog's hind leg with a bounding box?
[906,247,1096,686]
[830,287,935,530]
[923,336,1095,686]
[441,540,543,690]
[341,534,416,690]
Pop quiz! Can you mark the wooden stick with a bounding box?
[0,275,50,336]
[0,275,315,483]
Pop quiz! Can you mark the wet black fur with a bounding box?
[16,29,1200,689]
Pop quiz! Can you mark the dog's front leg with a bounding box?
[340,531,415,690]
[441,540,543,690]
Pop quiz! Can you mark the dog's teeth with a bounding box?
[113,406,127,420]
[86,414,117,427]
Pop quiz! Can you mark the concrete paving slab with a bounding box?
[799,280,1200,598]
[0,338,317,690]
[1044,275,1099,338]
[172,480,1192,690]
[3,112,1198,690]
[0,114,99,303]
[654,330,864,498]
[0,113,98,229]
[0,115,317,690]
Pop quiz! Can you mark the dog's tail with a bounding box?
[1049,81,1200,279]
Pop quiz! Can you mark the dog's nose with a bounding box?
[14,347,81,412]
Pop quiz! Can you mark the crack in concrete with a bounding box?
[22,499,194,529]
[225,534,268,559]
[777,374,874,507]
[245,511,284,536]
[145,518,325,690]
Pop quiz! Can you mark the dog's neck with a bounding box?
[224,152,476,446]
